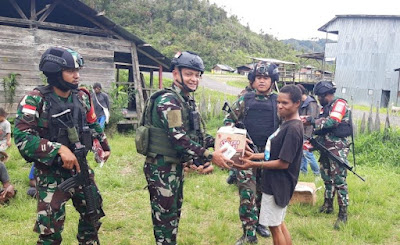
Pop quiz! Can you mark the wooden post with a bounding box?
[30,0,36,20]
[159,65,163,89]
[131,43,144,118]
[374,101,381,132]
[360,112,365,134]
[150,70,154,89]
[367,104,374,133]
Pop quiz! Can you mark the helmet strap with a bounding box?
[178,67,196,93]
[46,72,78,92]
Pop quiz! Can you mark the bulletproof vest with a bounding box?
[35,85,91,151]
[243,92,277,147]
[315,98,352,138]
[139,87,203,162]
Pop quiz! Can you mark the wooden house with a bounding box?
[211,64,235,74]
[0,0,170,117]
[236,64,254,76]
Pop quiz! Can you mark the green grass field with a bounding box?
[1,126,400,244]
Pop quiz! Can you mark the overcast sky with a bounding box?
[209,0,400,40]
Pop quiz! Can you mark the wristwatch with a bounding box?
[206,153,213,162]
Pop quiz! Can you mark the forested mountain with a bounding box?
[282,39,330,53]
[82,0,305,70]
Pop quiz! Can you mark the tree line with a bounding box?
[83,0,312,70]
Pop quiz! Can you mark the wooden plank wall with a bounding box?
[0,25,133,114]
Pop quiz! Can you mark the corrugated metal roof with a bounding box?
[296,52,325,61]
[249,57,296,65]
[319,15,400,33]
[213,64,235,71]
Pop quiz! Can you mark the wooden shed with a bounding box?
[0,0,170,117]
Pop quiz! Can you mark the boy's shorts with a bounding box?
[259,193,287,227]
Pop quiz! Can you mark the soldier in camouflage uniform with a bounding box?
[224,62,280,244]
[14,47,111,244]
[303,81,352,229]
[138,51,232,245]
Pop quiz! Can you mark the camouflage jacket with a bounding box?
[14,86,110,166]
[314,97,351,147]
[150,85,211,159]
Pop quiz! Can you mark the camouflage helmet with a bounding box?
[39,47,84,73]
[248,62,279,83]
[170,51,205,73]
[313,80,336,96]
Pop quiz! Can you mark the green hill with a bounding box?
[282,38,331,53]
[83,0,301,70]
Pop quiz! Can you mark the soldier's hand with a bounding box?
[212,148,234,169]
[58,145,81,173]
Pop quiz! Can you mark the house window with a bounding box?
[341,87,347,94]
[368,89,374,95]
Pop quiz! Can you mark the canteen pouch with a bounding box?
[135,125,150,155]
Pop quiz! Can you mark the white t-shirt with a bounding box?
[0,120,11,151]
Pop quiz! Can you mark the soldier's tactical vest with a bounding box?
[243,92,278,147]
[315,98,352,138]
[35,85,92,154]
[135,88,203,162]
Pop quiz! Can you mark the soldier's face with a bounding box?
[62,68,80,86]
[173,68,201,91]
[277,92,300,119]
[318,95,328,106]
[253,76,272,93]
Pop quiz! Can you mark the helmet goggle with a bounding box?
[255,64,271,77]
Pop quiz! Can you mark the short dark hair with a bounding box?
[280,85,302,103]
[93,83,102,89]
[0,107,7,117]
[296,84,308,95]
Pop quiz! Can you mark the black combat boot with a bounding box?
[226,171,237,185]
[256,224,270,238]
[334,206,348,230]
[319,198,334,214]
[235,234,258,245]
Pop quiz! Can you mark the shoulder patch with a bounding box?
[167,109,183,128]
[330,99,347,122]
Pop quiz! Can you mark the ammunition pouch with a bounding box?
[135,125,181,163]
[190,111,201,131]
[135,125,149,155]
[81,127,93,152]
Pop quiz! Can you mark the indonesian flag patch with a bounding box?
[22,104,37,115]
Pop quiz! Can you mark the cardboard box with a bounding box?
[215,126,247,165]
[289,182,317,206]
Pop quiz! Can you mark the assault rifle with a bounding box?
[53,110,103,226]
[58,144,102,224]
[222,102,259,154]
[304,135,365,182]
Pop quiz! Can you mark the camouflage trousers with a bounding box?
[34,167,104,245]
[320,145,350,207]
[144,156,184,245]
[237,167,262,237]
